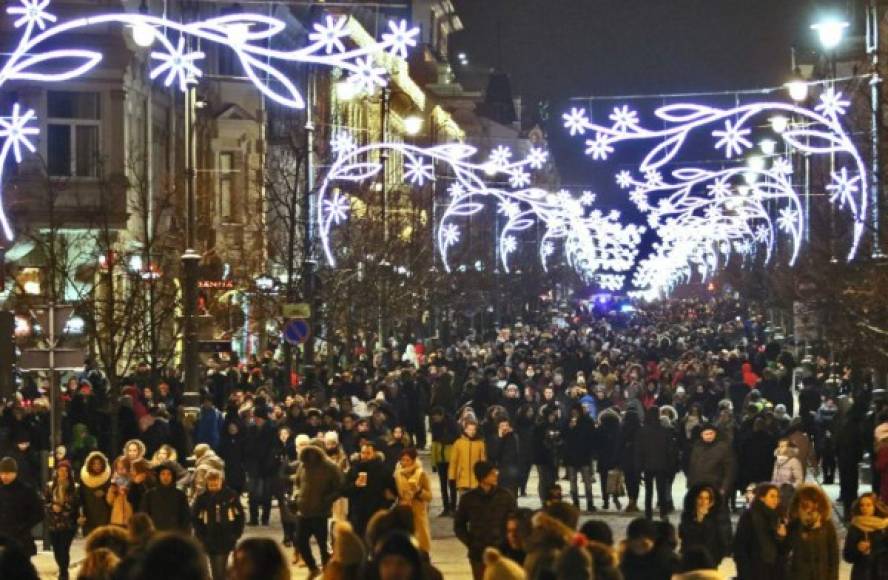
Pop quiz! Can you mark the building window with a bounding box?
[218,152,239,223]
[46,91,100,177]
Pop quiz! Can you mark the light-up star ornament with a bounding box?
[0,0,420,241]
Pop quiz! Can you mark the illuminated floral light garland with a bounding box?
[563,88,867,261]
[0,0,418,240]
[317,136,643,283]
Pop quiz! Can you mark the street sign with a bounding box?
[283,303,312,318]
[283,319,310,345]
[20,348,84,371]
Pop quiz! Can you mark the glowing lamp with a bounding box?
[769,115,789,134]
[403,115,423,136]
[759,139,777,155]
[747,156,766,172]
[812,17,849,50]
[786,78,809,102]
[131,22,155,47]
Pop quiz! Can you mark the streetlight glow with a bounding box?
[131,22,155,47]
[812,17,849,50]
[786,79,809,102]
[403,115,423,136]
[759,138,777,155]
[770,115,789,134]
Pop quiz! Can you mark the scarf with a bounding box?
[395,462,424,500]
[852,515,888,533]
[52,479,70,505]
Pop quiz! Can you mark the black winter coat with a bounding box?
[619,547,678,580]
[192,487,245,554]
[595,412,621,472]
[453,486,517,561]
[244,421,277,478]
[844,524,888,580]
[562,415,595,468]
[140,483,191,532]
[687,438,735,493]
[679,487,729,565]
[733,501,786,580]
[0,479,43,556]
[737,429,777,489]
[635,422,677,474]
[488,431,521,488]
[344,456,396,536]
[218,431,247,491]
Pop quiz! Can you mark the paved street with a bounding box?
[32,451,855,579]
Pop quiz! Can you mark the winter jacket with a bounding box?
[292,446,343,518]
[733,500,786,580]
[687,437,735,494]
[843,520,888,580]
[191,450,225,501]
[453,485,517,561]
[106,479,133,526]
[787,517,839,580]
[429,415,459,465]
[244,421,277,478]
[192,486,245,554]
[619,546,679,580]
[562,414,595,468]
[218,429,247,491]
[736,429,776,490]
[635,421,677,474]
[394,462,433,552]
[487,431,521,490]
[596,410,621,472]
[771,449,804,487]
[679,485,728,565]
[0,478,43,556]
[195,406,224,450]
[344,454,396,536]
[448,434,486,490]
[45,478,79,532]
[140,482,191,532]
[78,451,111,534]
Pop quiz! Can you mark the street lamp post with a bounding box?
[181,78,201,411]
[867,1,885,258]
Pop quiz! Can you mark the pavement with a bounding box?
[33,453,855,579]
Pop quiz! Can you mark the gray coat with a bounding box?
[687,437,735,493]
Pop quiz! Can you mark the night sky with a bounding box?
[451,0,819,195]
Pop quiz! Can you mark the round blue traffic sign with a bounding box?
[283,319,310,345]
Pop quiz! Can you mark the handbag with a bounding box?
[606,468,626,497]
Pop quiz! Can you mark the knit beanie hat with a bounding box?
[482,547,525,580]
[0,457,17,474]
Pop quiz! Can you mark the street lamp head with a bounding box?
[812,17,849,51]
[759,138,777,155]
[747,155,766,172]
[786,69,809,102]
[131,22,156,47]
[403,115,423,136]
[336,80,359,101]
[769,115,789,134]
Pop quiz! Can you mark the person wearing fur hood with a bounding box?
[189,443,226,501]
[321,431,350,524]
[292,444,345,576]
[150,444,189,489]
[843,492,888,580]
[786,483,839,580]
[771,438,804,487]
[78,451,111,535]
[394,447,433,553]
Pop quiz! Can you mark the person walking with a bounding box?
[678,484,727,567]
[393,447,433,553]
[78,451,111,535]
[786,483,839,580]
[562,404,597,512]
[448,419,486,501]
[291,444,344,578]
[635,406,676,520]
[687,423,735,502]
[429,407,459,516]
[192,470,245,580]
[453,460,517,580]
[733,483,788,580]
[139,462,191,533]
[487,417,521,498]
[344,442,396,538]
[45,461,80,580]
[0,457,43,558]
[244,406,277,526]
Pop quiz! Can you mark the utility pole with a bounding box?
[181,77,201,411]
[378,86,390,349]
[302,64,316,383]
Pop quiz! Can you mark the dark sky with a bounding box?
[450,0,819,189]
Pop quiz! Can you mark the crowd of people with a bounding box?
[0,295,886,580]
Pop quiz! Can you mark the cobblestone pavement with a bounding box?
[33,452,854,579]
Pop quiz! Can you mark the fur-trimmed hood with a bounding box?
[80,451,111,488]
[123,438,146,460]
[789,482,832,521]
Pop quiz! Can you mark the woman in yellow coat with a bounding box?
[394,448,433,553]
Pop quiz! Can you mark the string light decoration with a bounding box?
[317,136,643,283]
[564,89,867,298]
[0,0,419,240]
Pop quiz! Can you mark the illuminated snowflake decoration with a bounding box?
[585,133,614,160]
[502,235,518,255]
[309,15,349,54]
[405,158,434,185]
[712,120,752,158]
[579,191,597,206]
[441,223,460,247]
[0,0,419,241]
[322,192,350,225]
[509,169,531,189]
[381,20,420,59]
[609,105,639,131]
[526,147,548,169]
[489,145,513,168]
[331,132,356,154]
[150,36,205,91]
[564,91,869,296]
[7,0,56,31]
[826,167,861,208]
[0,103,38,163]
